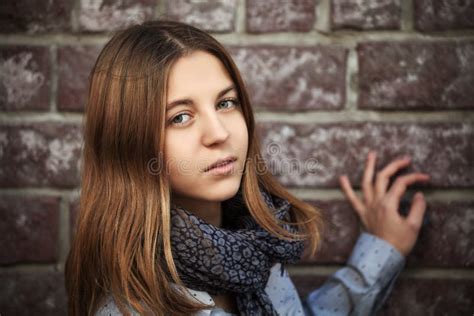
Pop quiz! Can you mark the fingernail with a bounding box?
[415,192,424,198]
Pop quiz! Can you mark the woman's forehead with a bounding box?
[166,51,233,101]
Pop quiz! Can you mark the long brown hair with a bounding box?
[65,19,324,316]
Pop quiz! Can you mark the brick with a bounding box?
[301,200,359,263]
[332,0,401,30]
[0,271,67,315]
[69,198,79,240]
[414,0,474,31]
[0,0,73,33]
[358,41,474,110]
[291,275,474,314]
[407,201,474,268]
[256,122,473,188]
[228,45,347,110]
[0,123,83,188]
[246,0,315,33]
[300,199,473,268]
[0,195,60,264]
[57,45,102,111]
[290,274,326,299]
[79,0,155,32]
[164,0,238,33]
[380,278,474,315]
[0,46,50,111]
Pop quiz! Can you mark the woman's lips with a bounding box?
[204,156,237,172]
[205,159,236,175]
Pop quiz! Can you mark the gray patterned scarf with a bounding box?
[169,187,305,316]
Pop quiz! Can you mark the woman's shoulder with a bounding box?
[94,287,215,316]
[94,295,139,316]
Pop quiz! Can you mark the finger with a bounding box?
[339,175,367,218]
[386,173,431,205]
[375,156,412,197]
[362,151,376,205]
[405,192,427,231]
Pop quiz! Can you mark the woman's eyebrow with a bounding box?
[166,84,236,111]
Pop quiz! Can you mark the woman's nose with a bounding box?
[201,111,230,146]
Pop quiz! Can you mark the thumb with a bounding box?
[406,191,427,232]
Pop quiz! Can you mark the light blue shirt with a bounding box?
[96,232,405,315]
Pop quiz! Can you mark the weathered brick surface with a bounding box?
[0,0,73,33]
[299,199,473,267]
[69,198,79,239]
[0,195,60,264]
[257,122,473,188]
[358,41,474,110]
[301,200,359,263]
[164,0,238,33]
[407,200,474,268]
[291,275,474,314]
[246,0,315,33]
[0,123,83,188]
[290,274,326,298]
[228,45,347,110]
[414,0,474,31]
[0,271,67,315]
[79,0,155,32]
[332,0,401,30]
[0,46,50,111]
[379,278,474,315]
[57,45,102,111]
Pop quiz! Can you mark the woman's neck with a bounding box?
[171,195,222,227]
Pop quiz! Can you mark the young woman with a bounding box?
[65,20,431,316]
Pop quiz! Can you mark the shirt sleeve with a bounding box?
[301,232,405,316]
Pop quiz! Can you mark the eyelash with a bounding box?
[168,98,241,127]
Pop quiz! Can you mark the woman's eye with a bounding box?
[218,98,240,110]
[168,98,240,127]
[169,113,192,126]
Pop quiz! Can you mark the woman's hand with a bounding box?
[338,150,430,257]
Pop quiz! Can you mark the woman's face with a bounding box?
[164,50,248,203]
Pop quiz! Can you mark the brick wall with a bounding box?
[1,0,473,315]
